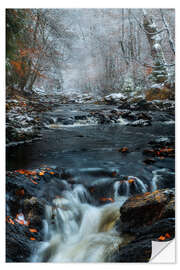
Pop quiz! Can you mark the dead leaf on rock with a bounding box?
[29,228,37,233]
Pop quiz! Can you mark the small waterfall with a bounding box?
[32,176,148,262]
[51,116,58,124]
[113,176,147,201]
[131,176,147,193]
[116,116,129,125]
[46,114,129,129]
[151,168,175,191]
[32,184,131,263]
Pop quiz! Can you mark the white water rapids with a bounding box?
[32,179,147,262]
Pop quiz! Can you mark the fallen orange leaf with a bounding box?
[30,179,38,185]
[30,237,36,240]
[158,235,166,241]
[39,171,45,176]
[128,179,134,183]
[165,233,171,239]
[100,197,114,202]
[29,228,37,233]
[15,219,24,225]
[15,169,37,176]
[50,171,55,175]
[119,147,128,153]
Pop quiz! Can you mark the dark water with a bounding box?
[6,104,175,187]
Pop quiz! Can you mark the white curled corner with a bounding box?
[150,239,175,263]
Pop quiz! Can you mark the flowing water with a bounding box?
[6,103,175,262]
[32,184,131,262]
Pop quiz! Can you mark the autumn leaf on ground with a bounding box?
[29,228,37,233]
[30,179,38,184]
[100,197,114,202]
[128,179,134,183]
[158,235,166,241]
[165,233,171,239]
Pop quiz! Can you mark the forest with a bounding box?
[6,9,175,98]
[6,9,175,263]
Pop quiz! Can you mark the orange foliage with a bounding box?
[39,171,45,176]
[121,147,128,153]
[10,60,24,77]
[158,235,166,241]
[15,169,37,176]
[128,179,134,184]
[100,197,114,202]
[159,148,174,153]
[145,88,172,101]
[29,228,37,233]
[165,233,171,239]
[30,237,36,241]
[30,179,38,185]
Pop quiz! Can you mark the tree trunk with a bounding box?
[142,10,168,85]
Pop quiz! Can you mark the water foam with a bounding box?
[32,184,129,262]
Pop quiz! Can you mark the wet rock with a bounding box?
[6,222,36,262]
[120,188,175,230]
[118,102,131,110]
[143,158,156,165]
[153,169,175,190]
[131,217,175,241]
[121,111,137,121]
[148,137,174,148]
[113,189,175,262]
[109,238,151,262]
[133,99,150,111]
[23,197,44,229]
[6,167,67,262]
[143,146,175,158]
[137,112,152,121]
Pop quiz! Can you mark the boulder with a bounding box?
[120,188,175,230]
[109,238,152,262]
[111,189,175,262]
[104,93,127,104]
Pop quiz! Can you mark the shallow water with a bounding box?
[6,104,175,262]
[6,104,175,186]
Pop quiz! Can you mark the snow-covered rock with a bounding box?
[104,93,126,103]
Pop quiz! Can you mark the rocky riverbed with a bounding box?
[6,94,175,262]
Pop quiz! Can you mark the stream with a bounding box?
[6,103,175,262]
